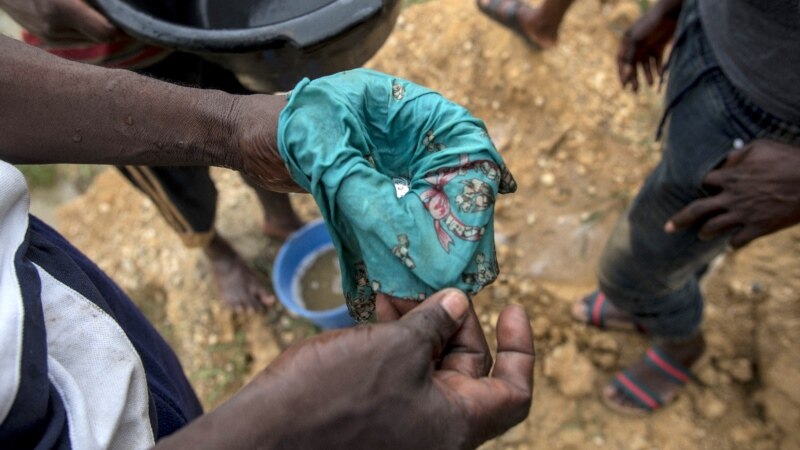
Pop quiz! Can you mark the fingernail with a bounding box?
[664,221,675,234]
[441,290,468,321]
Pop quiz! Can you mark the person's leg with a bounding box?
[240,175,303,239]
[117,164,274,312]
[584,4,750,413]
[118,53,274,312]
[476,0,576,48]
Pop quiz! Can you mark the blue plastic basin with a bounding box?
[272,219,355,329]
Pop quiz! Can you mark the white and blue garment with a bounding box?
[0,161,202,449]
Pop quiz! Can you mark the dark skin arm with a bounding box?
[0,35,299,192]
[156,289,535,449]
[2,37,535,448]
[665,139,800,248]
[618,0,683,92]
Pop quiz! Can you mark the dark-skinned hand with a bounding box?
[0,0,118,42]
[665,139,800,248]
[156,289,535,449]
[617,0,682,92]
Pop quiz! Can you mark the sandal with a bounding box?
[572,290,647,333]
[476,0,542,50]
[603,346,696,416]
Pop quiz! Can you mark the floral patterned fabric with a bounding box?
[278,69,516,322]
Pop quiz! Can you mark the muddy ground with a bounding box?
[10,0,799,448]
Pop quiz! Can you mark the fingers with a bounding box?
[62,0,118,42]
[491,305,535,394]
[730,225,764,248]
[627,66,639,92]
[399,289,469,357]
[375,293,401,322]
[617,37,631,87]
[642,59,654,86]
[698,211,740,241]
[377,294,421,322]
[653,54,664,77]
[717,145,752,169]
[454,305,534,446]
[664,196,726,234]
[439,305,493,378]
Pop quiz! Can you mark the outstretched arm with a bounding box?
[156,290,535,449]
[0,35,299,192]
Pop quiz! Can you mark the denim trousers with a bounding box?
[597,0,800,339]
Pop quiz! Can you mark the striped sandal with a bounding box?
[604,346,696,416]
[572,290,647,333]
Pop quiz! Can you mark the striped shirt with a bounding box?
[0,161,201,448]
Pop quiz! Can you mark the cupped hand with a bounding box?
[665,139,800,248]
[617,3,680,92]
[0,0,118,42]
[158,289,535,449]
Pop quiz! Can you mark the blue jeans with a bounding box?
[597,0,800,339]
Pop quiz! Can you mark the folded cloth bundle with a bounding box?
[278,69,516,322]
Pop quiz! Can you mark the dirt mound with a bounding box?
[55,0,799,448]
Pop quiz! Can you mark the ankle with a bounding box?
[658,333,706,364]
[519,6,559,37]
[203,233,236,259]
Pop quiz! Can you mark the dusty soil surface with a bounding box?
[29,0,800,448]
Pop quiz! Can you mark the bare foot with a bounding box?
[516,5,560,49]
[571,291,639,331]
[603,334,706,415]
[476,0,564,49]
[204,234,275,312]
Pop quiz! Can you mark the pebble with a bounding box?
[557,428,585,447]
[544,341,596,397]
[540,172,556,186]
[731,423,761,445]
[532,316,551,339]
[627,434,650,450]
[591,352,617,370]
[589,334,619,352]
[492,285,511,301]
[696,364,723,387]
[695,390,726,419]
[719,358,754,383]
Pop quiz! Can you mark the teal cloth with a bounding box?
[278,69,516,322]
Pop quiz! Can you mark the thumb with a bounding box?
[398,289,469,357]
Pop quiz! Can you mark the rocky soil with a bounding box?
[12,0,799,448]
